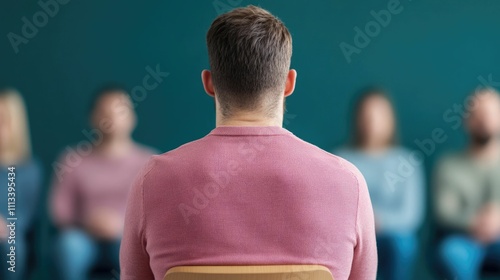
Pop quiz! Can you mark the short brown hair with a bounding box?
[206,5,292,117]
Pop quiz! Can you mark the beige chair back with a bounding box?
[164,265,333,280]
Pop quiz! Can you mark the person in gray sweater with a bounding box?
[434,88,500,280]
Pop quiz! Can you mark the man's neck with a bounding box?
[469,138,500,163]
[216,111,283,127]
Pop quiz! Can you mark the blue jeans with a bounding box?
[376,233,418,280]
[436,235,500,280]
[54,229,121,280]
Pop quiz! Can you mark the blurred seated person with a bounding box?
[0,89,42,280]
[337,88,425,280]
[434,88,500,280]
[50,85,156,280]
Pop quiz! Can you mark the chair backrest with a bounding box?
[164,265,334,280]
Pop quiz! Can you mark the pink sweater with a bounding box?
[120,126,377,280]
[51,144,154,228]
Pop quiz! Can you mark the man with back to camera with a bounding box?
[435,88,500,280]
[120,5,377,280]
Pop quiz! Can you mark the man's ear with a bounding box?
[201,70,215,97]
[284,69,297,97]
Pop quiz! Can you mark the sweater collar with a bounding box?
[208,125,293,136]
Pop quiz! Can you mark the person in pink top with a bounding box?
[120,5,377,280]
[50,85,156,280]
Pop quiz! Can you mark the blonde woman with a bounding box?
[0,89,42,280]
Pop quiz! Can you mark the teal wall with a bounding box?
[2,0,500,279]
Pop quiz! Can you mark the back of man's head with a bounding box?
[206,5,292,117]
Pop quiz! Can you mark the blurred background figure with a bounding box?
[337,87,425,280]
[0,89,42,280]
[434,88,500,280]
[49,85,156,280]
